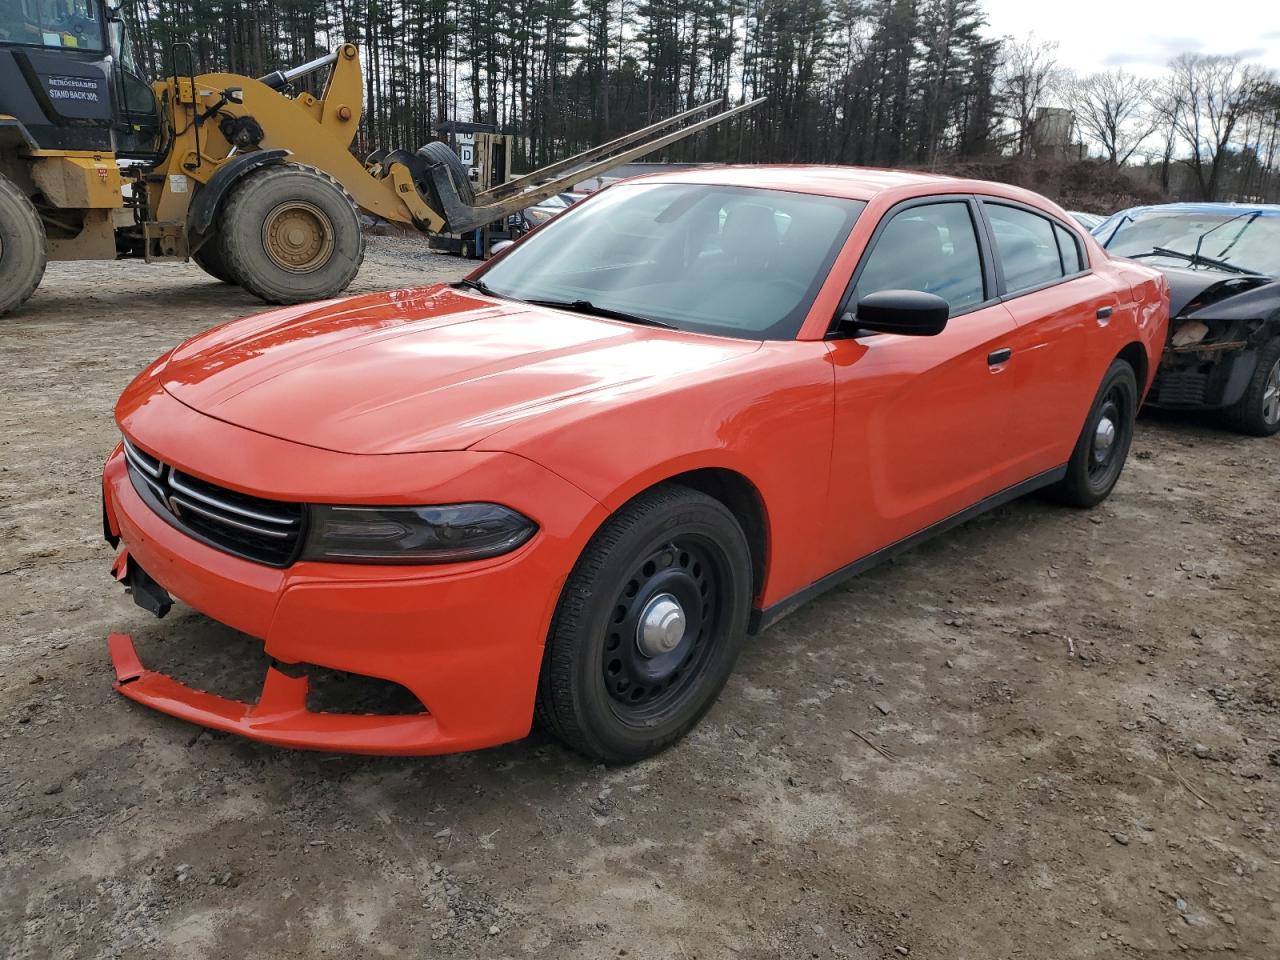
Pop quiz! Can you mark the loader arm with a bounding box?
[428,97,768,235]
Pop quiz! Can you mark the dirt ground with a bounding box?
[1,238,1278,959]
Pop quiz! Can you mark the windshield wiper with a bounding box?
[1130,245,1255,275]
[525,298,676,329]
[452,276,499,294]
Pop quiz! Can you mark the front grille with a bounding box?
[123,438,304,566]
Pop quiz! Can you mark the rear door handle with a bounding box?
[1096,306,1114,321]
[987,348,1012,365]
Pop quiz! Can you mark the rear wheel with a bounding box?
[536,484,752,763]
[0,173,47,317]
[1050,359,1138,508]
[1222,336,1280,437]
[215,164,365,304]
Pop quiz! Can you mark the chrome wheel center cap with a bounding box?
[637,593,686,657]
[1093,416,1116,461]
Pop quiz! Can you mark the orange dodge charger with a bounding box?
[102,167,1169,762]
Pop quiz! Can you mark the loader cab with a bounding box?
[0,0,158,156]
[103,2,159,157]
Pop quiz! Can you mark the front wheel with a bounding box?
[1222,336,1280,437]
[537,484,753,763]
[1050,358,1138,508]
[215,164,365,304]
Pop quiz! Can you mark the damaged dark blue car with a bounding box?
[1094,203,1280,436]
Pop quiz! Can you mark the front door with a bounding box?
[824,197,1024,570]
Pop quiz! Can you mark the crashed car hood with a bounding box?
[1161,265,1276,318]
[159,284,758,454]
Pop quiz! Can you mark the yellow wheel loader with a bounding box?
[0,0,762,317]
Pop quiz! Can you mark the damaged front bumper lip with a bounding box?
[107,633,446,755]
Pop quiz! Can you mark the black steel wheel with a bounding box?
[537,483,753,763]
[600,537,722,722]
[1050,358,1137,508]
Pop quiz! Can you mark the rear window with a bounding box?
[986,204,1065,294]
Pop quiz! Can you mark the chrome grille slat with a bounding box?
[120,435,303,567]
[122,439,162,478]
[168,471,298,527]
[167,494,293,539]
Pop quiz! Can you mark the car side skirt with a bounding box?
[749,465,1069,634]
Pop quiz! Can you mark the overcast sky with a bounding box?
[981,0,1280,77]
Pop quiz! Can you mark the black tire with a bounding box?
[0,173,47,317]
[187,185,234,283]
[536,483,753,763]
[190,233,235,283]
[1221,336,1280,437]
[214,164,365,304]
[1049,359,1138,508]
[416,140,475,207]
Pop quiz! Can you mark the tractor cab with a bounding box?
[0,0,159,156]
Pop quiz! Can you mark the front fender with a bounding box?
[187,148,289,235]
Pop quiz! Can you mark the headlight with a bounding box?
[301,503,536,564]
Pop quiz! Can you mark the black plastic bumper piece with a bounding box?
[126,561,173,619]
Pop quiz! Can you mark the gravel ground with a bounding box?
[1,237,1278,959]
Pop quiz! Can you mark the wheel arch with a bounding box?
[585,462,772,610]
[662,467,769,604]
[1116,340,1149,397]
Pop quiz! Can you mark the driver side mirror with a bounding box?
[842,289,949,336]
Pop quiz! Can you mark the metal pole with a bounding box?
[473,99,727,202]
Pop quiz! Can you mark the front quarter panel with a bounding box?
[473,340,836,608]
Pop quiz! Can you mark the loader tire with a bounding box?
[416,140,475,207]
[190,232,235,283]
[215,164,365,304]
[0,173,47,318]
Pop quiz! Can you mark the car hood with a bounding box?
[1160,265,1277,318]
[159,284,759,454]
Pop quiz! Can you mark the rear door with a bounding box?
[978,199,1126,477]
[824,196,1024,571]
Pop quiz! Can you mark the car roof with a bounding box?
[620,164,1041,203]
[1108,201,1280,218]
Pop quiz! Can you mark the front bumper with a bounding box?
[101,417,605,755]
[108,632,448,753]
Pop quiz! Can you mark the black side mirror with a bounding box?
[844,289,949,336]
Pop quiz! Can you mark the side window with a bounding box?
[986,204,1065,294]
[1054,223,1084,274]
[853,201,986,314]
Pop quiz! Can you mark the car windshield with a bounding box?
[1099,209,1280,277]
[478,182,865,340]
[0,0,106,51]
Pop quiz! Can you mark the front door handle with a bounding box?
[988,347,1013,365]
[1096,306,1114,321]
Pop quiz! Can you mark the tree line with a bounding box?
[122,0,1280,203]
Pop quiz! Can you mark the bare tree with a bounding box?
[1061,68,1159,165]
[1162,53,1270,200]
[997,35,1059,157]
